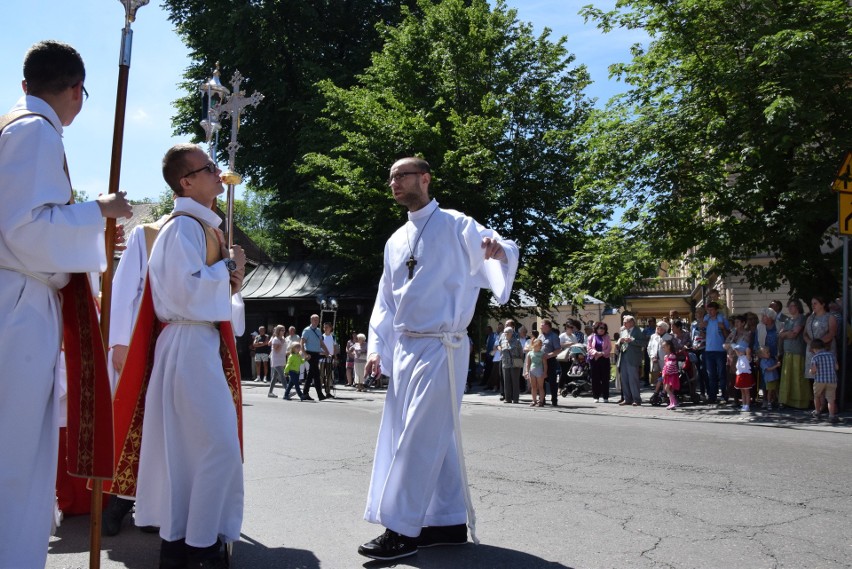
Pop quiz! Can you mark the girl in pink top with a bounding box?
[661,340,680,409]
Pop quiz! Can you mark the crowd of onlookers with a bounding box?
[248,292,842,422]
[248,318,372,399]
[479,291,843,422]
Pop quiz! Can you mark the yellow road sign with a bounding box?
[833,151,852,193]
[840,194,852,236]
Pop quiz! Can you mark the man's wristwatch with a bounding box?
[224,258,237,272]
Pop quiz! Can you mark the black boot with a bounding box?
[160,538,187,569]
[102,496,134,537]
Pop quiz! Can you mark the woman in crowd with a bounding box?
[802,296,837,405]
[352,333,369,391]
[267,325,288,398]
[691,307,707,400]
[647,320,672,398]
[345,331,357,387]
[778,299,808,408]
[586,321,611,403]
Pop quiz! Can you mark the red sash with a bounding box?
[106,277,243,496]
[60,272,114,479]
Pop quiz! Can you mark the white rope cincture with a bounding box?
[404,330,479,545]
[0,264,59,290]
[161,320,217,329]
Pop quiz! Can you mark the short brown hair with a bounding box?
[23,40,85,96]
[162,143,201,195]
[394,156,431,174]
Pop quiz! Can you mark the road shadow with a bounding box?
[50,518,321,569]
[49,514,160,568]
[232,533,319,569]
[362,544,573,569]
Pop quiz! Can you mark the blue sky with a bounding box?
[1,1,646,203]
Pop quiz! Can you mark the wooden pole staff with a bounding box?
[93,2,148,567]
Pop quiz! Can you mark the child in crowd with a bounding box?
[283,344,307,401]
[758,346,780,410]
[809,339,839,423]
[733,342,754,411]
[524,338,547,407]
[569,352,588,377]
[661,340,680,410]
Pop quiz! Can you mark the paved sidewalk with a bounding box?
[244,378,850,433]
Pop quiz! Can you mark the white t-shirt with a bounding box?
[322,333,335,361]
[270,336,287,368]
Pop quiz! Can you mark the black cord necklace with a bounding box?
[405,205,438,280]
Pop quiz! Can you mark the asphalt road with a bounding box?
[47,383,852,569]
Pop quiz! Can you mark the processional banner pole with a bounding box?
[211,69,263,248]
[92,1,149,567]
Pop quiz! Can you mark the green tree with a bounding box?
[570,0,852,302]
[164,0,421,253]
[295,0,593,308]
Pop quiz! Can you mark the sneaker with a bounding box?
[358,529,417,561]
[666,404,675,410]
[811,410,822,419]
[603,399,609,403]
[595,398,600,403]
[829,415,839,424]
[741,405,750,412]
[267,393,277,398]
[416,524,468,548]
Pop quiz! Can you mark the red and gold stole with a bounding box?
[106,214,243,496]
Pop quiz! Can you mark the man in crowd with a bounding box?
[359,157,518,561]
[253,325,271,382]
[301,314,330,400]
[321,321,337,398]
[617,314,647,405]
[133,143,246,569]
[702,301,730,404]
[539,319,562,407]
[0,40,132,567]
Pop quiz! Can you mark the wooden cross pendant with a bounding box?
[406,255,417,279]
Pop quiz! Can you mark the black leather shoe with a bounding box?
[159,538,187,569]
[358,528,417,560]
[416,524,468,547]
[102,496,134,537]
[186,540,227,569]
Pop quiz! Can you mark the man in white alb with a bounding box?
[359,157,518,561]
[0,40,132,568]
[134,143,246,569]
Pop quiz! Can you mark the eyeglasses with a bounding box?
[81,85,89,100]
[388,171,423,184]
[182,162,217,178]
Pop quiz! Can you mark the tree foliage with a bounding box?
[568,0,852,302]
[295,0,593,308]
[163,0,422,260]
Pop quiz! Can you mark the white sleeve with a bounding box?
[109,225,147,347]
[367,243,397,376]
[459,216,518,305]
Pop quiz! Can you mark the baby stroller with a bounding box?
[559,343,591,398]
[649,349,701,406]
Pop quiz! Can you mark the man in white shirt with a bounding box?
[0,40,131,568]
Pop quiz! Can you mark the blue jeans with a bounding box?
[284,370,305,400]
[704,351,727,401]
